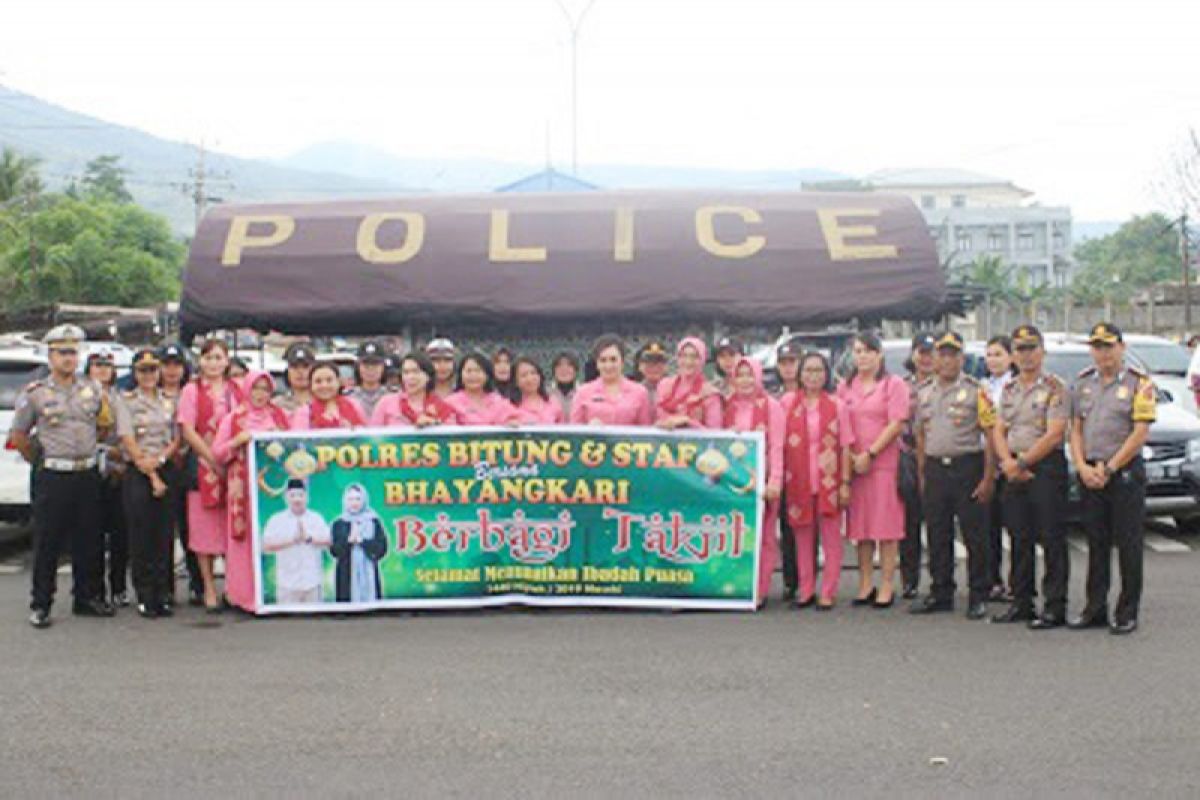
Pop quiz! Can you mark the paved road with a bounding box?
[0,529,1198,797]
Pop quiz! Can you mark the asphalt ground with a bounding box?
[0,527,1198,798]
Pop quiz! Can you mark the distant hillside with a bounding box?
[279,140,847,192]
[0,86,414,234]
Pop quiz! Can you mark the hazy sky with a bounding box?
[4,0,1199,219]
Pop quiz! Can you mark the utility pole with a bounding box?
[1182,212,1192,337]
[177,141,233,232]
[554,0,599,176]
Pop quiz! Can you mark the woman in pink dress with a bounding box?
[176,338,240,612]
[514,357,565,425]
[723,356,784,608]
[783,352,853,610]
[212,370,291,612]
[291,363,367,430]
[445,353,523,426]
[837,332,910,607]
[655,337,723,430]
[569,335,654,426]
[371,353,459,428]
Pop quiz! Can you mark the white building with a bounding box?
[807,168,1074,289]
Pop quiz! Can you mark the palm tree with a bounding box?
[961,254,1018,336]
[0,147,42,203]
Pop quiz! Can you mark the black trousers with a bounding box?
[923,453,990,605]
[1079,458,1145,623]
[165,461,202,597]
[899,450,923,589]
[779,488,797,593]
[91,475,128,598]
[123,469,174,606]
[987,476,1007,589]
[29,468,101,611]
[1001,452,1069,616]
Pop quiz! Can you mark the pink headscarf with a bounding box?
[238,370,289,429]
[677,336,708,366]
[724,356,769,429]
[241,369,276,404]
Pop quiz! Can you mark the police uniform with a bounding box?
[88,350,129,606]
[158,343,202,606]
[993,326,1070,626]
[913,331,995,615]
[636,340,669,410]
[1069,323,1156,634]
[900,332,936,598]
[712,336,744,399]
[116,350,179,615]
[348,340,393,420]
[12,326,114,626]
[274,342,317,413]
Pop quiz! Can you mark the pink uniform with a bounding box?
[724,363,786,604]
[370,393,458,428]
[516,394,565,425]
[655,375,723,428]
[445,391,522,426]
[569,378,653,426]
[787,392,854,602]
[838,373,909,542]
[290,397,367,430]
[176,380,236,555]
[212,371,289,612]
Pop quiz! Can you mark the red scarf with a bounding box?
[398,393,454,424]
[723,393,769,432]
[659,373,711,419]
[226,400,290,541]
[309,396,365,429]
[784,392,841,526]
[194,378,239,508]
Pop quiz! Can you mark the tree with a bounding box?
[1072,213,1178,302]
[0,195,183,309]
[0,146,42,203]
[80,154,133,204]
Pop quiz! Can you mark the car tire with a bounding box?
[1173,516,1200,536]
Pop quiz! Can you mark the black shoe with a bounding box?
[111,591,131,608]
[72,598,115,618]
[1068,610,1109,630]
[815,601,834,612]
[137,602,159,619]
[851,588,878,606]
[991,605,1034,624]
[965,602,988,620]
[1109,619,1138,636]
[156,601,174,618]
[1028,613,1066,630]
[873,595,895,609]
[987,585,1008,603]
[909,597,953,615]
[901,583,919,600]
[28,608,51,629]
[794,595,815,609]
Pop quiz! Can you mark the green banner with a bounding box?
[250,425,763,613]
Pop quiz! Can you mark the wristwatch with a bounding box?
[1102,463,1115,477]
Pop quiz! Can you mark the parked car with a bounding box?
[0,348,48,523]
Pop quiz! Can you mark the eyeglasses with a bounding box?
[135,365,160,373]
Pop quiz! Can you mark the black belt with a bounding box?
[928,452,983,467]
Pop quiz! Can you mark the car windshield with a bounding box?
[0,362,45,410]
[1043,352,1094,382]
[1128,342,1190,375]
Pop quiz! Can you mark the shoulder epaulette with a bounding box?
[1077,365,1097,379]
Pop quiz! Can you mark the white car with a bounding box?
[0,349,48,522]
[1122,334,1195,416]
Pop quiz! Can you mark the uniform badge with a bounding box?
[1117,386,1129,400]
[956,389,967,402]
[80,386,93,400]
[1034,390,1047,404]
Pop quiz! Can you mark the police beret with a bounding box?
[132,349,161,368]
[1088,322,1122,345]
[934,330,964,351]
[911,332,936,351]
[714,336,745,355]
[284,342,317,365]
[158,343,188,363]
[357,340,387,362]
[1011,325,1043,347]
[776,340,803,360]
[638,341,668,361]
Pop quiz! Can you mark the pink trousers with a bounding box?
[795,510,844,602]
[757,501,780,604]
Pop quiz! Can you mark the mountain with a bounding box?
[278,140,847,193]
[0,86,414,233]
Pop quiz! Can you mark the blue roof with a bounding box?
[495,168,599,193]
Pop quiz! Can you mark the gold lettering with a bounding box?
[221,215,296,266]
[695,206,766,259]
[489,210,547,262]
[356,212,425,264]
[613,207,635,262]
[816,208,899,261]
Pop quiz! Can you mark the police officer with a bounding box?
[712,336,744,399]
[991,325,1070,628]
[1068,323,1155,635]
[115,349,181,618]
[11,325,115,628]
[158,343,201,608]
[425,338,458,398]
[349,340,392,419]
[775,339,805,601]
[900,331,936,599]
[86,347,129,607]
[912,331,995,619]
[635,340,669,407]
[274,342,317,413]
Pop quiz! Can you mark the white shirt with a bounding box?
[262,509,332,592]
[985,372,1013,408]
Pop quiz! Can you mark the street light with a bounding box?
[554,0,599,176]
